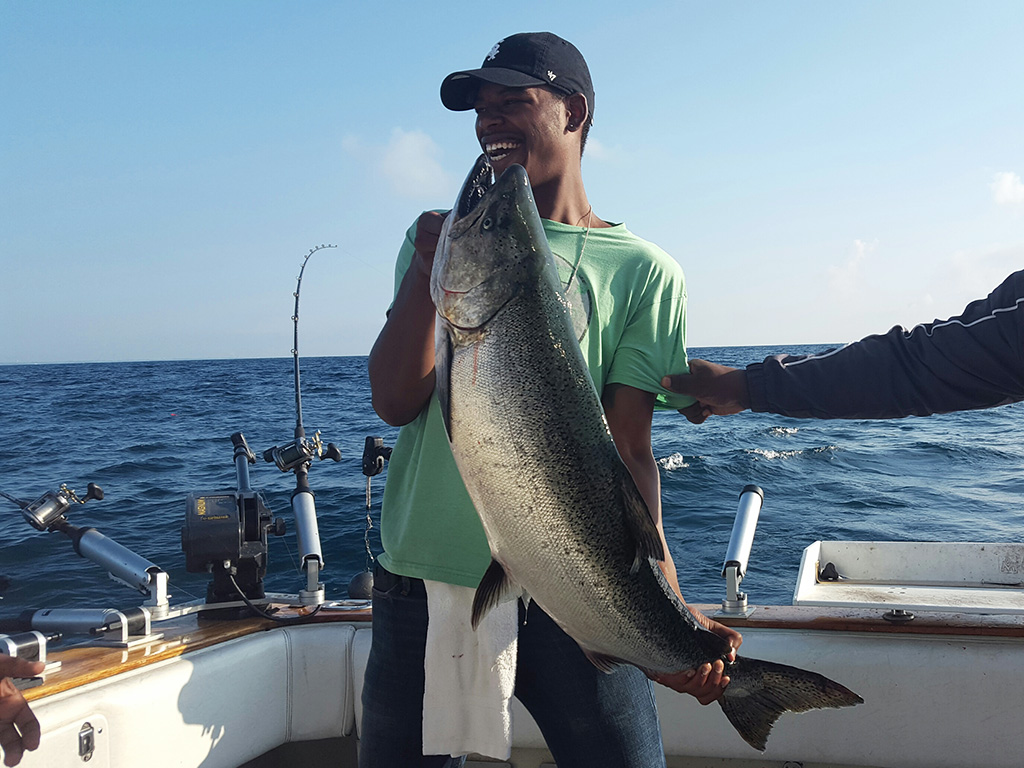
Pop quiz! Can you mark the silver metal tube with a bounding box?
[291,491,324,567]
[76,529,160,593]
[721,485,764,579]
[0,631,47,661]
[29,608,121,635]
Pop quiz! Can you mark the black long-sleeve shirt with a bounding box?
[746,270,1024,419]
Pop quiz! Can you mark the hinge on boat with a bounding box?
[78,722,95,761]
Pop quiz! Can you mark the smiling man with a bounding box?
[364,32,738,768]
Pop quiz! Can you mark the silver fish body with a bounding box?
[431,156,862,750]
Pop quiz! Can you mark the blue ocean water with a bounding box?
[1,347,1022,617]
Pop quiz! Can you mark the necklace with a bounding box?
[565,205,593,293]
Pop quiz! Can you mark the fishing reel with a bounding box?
[261,430,340,606]
[263,431,341,473]
[15,482,104,532]
[3,482,171,613]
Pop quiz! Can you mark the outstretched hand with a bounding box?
[0,655,44,767]
[663,359,751,420]
[647,609,742,705]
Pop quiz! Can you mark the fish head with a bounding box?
[431,155,549,333]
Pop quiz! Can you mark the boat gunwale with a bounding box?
[25,599,1024,703]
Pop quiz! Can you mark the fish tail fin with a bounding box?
[719,656,863,751]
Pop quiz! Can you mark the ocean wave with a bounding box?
[657,452,690,470]
[744,445,837,461]
[746,447,803,460]
[767,426,799,437]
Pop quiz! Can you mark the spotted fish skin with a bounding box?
[430,156,862,751]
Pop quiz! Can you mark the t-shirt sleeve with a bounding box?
[605,253,697,411]
[389,220,419,309]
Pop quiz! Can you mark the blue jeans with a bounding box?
[359,568,665,768]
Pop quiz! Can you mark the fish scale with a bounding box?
[431,155,863,751]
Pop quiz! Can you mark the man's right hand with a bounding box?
[411,210,449,276]
[368,210,451,427]
[662,359,751,417]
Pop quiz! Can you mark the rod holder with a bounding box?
[718,485,764,617]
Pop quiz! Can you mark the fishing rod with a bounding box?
[262,244,341,607]
[291,245,334,439]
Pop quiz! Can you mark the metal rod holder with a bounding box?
[718,485,764,618]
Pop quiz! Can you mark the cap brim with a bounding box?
[440,68,550,111]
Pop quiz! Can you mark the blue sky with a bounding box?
[2,1,1022,363]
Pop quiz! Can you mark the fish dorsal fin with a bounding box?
[471,558,519,629]
[620,471,665,574]
[435,320,453,440]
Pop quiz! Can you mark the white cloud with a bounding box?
[584,137,612,161]
[828,238,877,293]
[947,243,1024,296]
[899,243,1024,328]
[378,128,454,200]
[991,171,1024,207]
[340,128,455,201]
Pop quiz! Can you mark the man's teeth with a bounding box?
[485,141,519,160]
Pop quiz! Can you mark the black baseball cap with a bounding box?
[440,32,595,119]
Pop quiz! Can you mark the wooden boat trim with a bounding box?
[26,604,370,701]
[698,602,1024,637]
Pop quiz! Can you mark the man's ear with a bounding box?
[565,92,589,131]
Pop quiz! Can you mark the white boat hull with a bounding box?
[20,603,1024,768]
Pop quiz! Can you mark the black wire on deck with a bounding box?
[227,571,322,624]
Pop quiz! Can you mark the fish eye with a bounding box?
[482,217,494,230]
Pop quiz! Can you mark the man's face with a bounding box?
[473,83,574,187]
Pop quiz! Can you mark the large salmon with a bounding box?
[430,155,862,750]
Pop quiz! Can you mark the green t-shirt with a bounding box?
[377,216,695,588]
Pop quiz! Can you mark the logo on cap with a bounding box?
[487,41,502,61]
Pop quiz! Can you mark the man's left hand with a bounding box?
[647,610,742,705]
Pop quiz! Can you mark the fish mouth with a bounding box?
[454,153,494,221]
[433,160,535,332]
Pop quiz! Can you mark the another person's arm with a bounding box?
[666,270,1024,420]
[603,384,742,704]
[367,211,448,426]
[0,655,44,767]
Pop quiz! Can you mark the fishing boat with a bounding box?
[11,473,1024,768]
[8,250,1022,768]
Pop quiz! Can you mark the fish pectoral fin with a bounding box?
[471,559,519,629]
[435,321,454,440]
[580,646,629,674]
[620,472,666,573]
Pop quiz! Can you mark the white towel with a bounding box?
[422,579,519,760]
